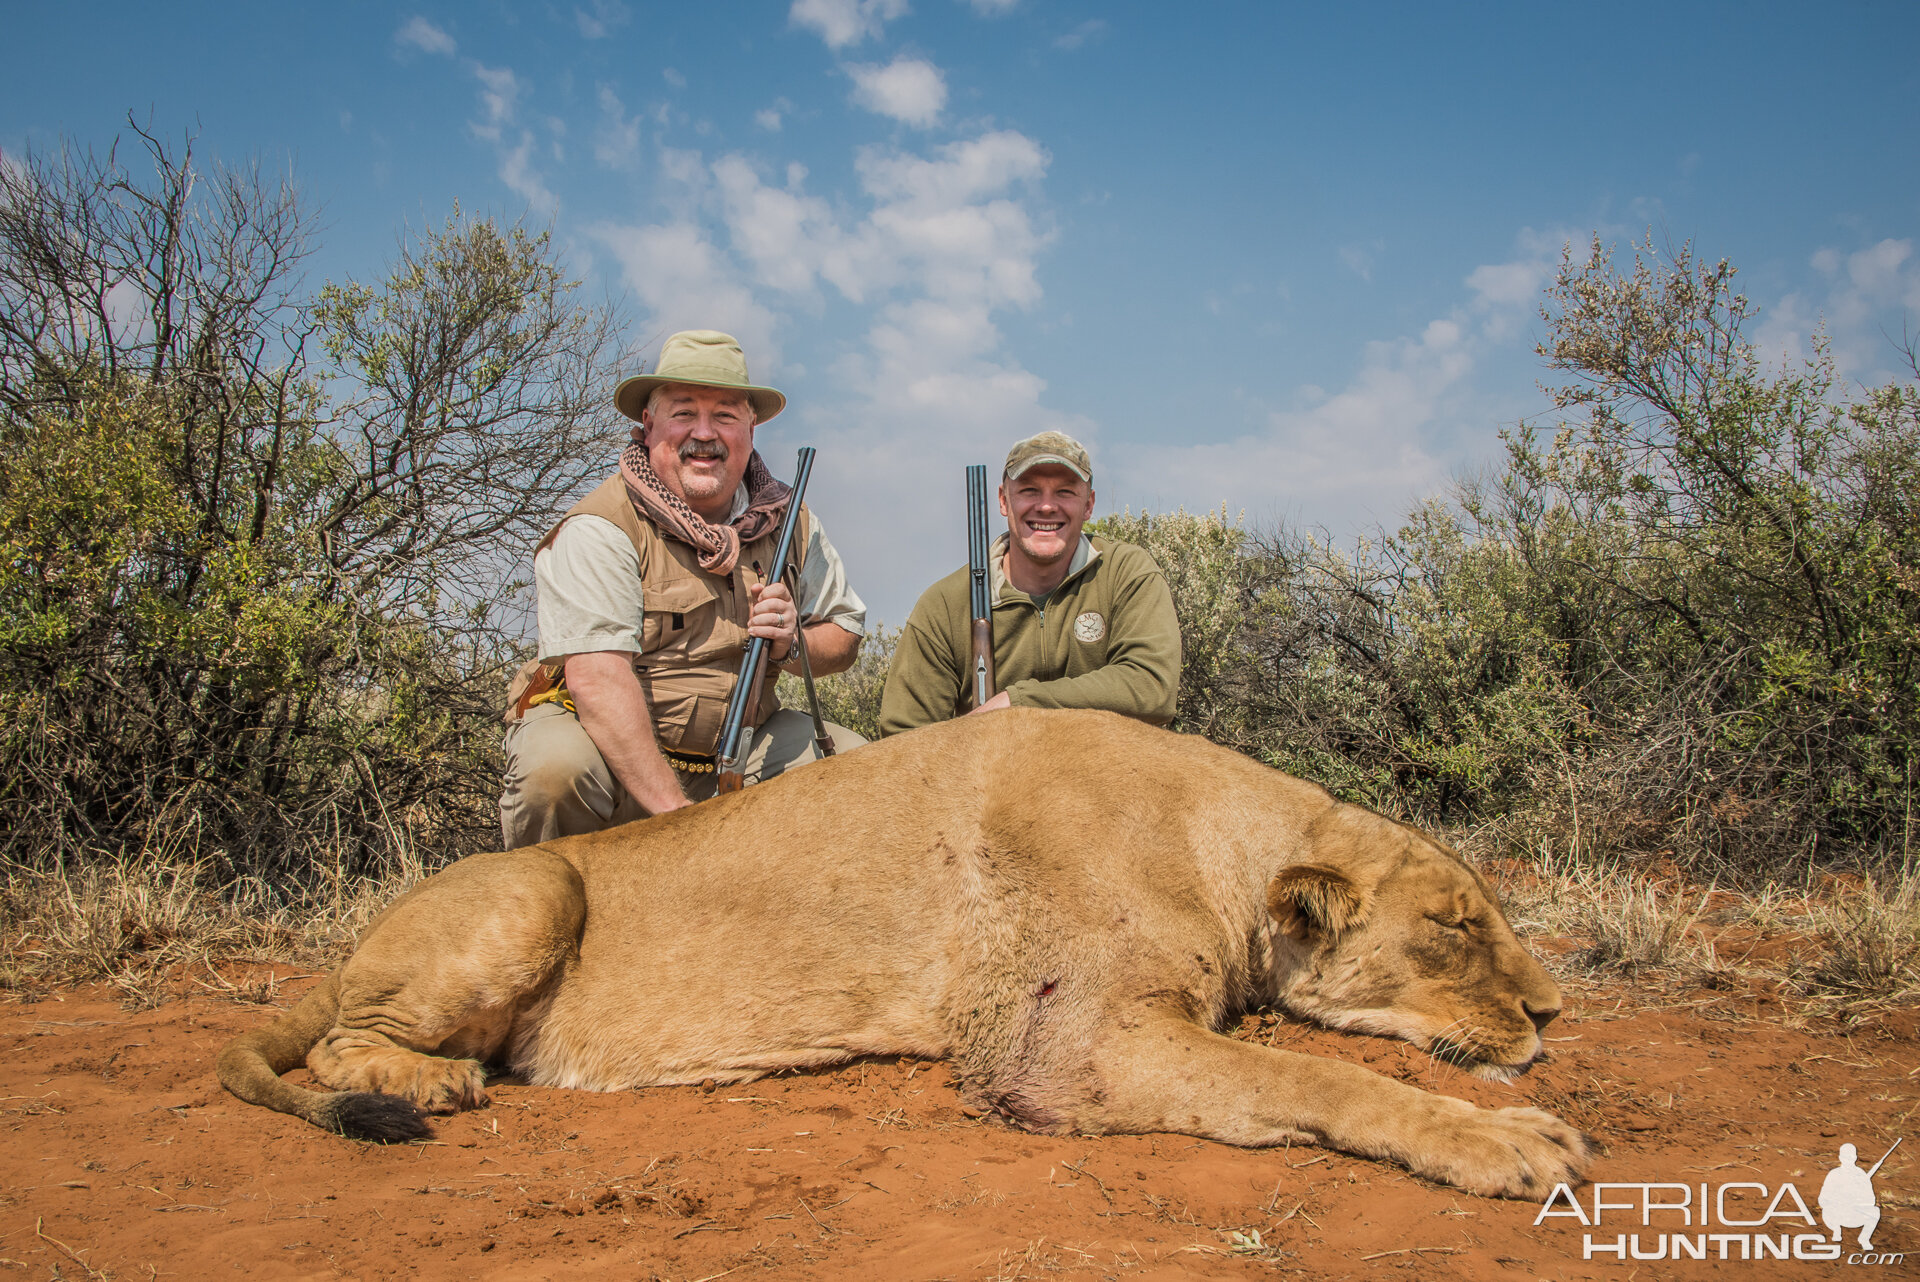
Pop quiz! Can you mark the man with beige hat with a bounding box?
[878,431,1179,735]
[500,330,867,846]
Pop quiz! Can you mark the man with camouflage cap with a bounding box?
[500,330,867,846]
[878,431,1179,735]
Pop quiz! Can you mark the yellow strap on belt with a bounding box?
[526,685,577,714]
[528,683,711,772]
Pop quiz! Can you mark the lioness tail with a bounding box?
[215,973,430,1142]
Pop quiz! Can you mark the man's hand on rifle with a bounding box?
[965,690,1013,716]
[746,580,801,663]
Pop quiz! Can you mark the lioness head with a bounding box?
[1265,806,1560,1081]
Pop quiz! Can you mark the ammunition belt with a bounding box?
[661,747,717,775]
[530,681,716,773]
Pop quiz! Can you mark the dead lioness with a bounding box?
[219,709,1589,1198]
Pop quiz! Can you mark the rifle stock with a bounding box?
[965,463,996,710]
[713,446,816,793]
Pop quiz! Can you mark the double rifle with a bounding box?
[714,454,996,792]
[964,463,996,711]
[713,446,836,794]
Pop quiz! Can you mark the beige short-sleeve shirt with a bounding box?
[534,493,865,661]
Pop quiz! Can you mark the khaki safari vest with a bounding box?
[504,475,809,757]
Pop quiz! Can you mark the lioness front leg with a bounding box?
[308,848,586,1115]
[1083,1018,1589,1198]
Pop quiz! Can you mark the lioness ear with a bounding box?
[1267,864,1365,942]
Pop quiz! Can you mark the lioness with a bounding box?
[220,709,1589,1198]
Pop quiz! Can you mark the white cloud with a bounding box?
[497,132,558,214]
[1107,318,1472,532]
[755,98,792,132]
[1053,19,1107,50]
[1104,231,1573,539]
[591,126,1061,621]
[592,221,783,372]
[462,63,558,214]
[395,16,456,56]
[712,155,844,293]
[1463,260,1543,308]
[846,56,947,128]
[471,63,521,141]
[593,85,641,169]
[1758,237,1920,380]
[574,0,630,40]
[1337,241,1379,283]
[856,130,1047,210]
[788,0,908,49]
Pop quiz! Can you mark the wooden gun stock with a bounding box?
[969,615,995,711]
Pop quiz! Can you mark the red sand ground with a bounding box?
[1,974,1912,1281]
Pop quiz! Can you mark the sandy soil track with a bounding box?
[1,978,1912,1280]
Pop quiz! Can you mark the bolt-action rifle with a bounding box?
[964,463,996,712]
[714,446,817,795]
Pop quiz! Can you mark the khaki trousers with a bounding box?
[498,702,866,848]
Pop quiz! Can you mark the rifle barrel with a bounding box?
[714,447,817,780]
[966,464,991,617]
[1866,1136,1902,1179]
[965,463,995,709]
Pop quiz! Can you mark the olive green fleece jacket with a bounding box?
[878,533,1180,736]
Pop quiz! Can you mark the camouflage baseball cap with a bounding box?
[1003,431,1092,483]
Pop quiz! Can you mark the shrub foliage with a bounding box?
[0,124,621,880]
[4,123,1914,890]
[1103,238,1920,879]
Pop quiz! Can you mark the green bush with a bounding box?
[0,125,620,881]
[777,623,899,743]
[1108,239,1919,879]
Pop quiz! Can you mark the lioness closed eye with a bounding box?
[220,709,1590,1199]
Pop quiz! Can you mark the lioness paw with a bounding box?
[1415,1103,1591,1199]
[405,1056,490,1114]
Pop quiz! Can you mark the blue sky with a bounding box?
[8,2,1919,625]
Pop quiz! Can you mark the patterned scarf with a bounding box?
[618,429,793,577]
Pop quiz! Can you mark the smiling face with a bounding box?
[641,383,757,521]
[999,463,1095,578]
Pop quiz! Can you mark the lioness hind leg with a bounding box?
[1082,1017,1589,1199]
[306,848,586,1115]
[308,1038,489,1115]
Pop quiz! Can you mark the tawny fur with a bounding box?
[218,709,1589,1198]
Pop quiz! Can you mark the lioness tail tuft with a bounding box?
[321,1092,433,1143]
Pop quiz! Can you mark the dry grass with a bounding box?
[1804,868,1920,1009]
[6,829,1918,1020]
[0,842,438,1006]
[1485,837,1920,1016]
[1496,844,1716,975]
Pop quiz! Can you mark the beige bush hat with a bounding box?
[1003,431,1092,482]
[614,330,786,424]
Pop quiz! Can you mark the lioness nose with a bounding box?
[1523,999,1560,1035]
